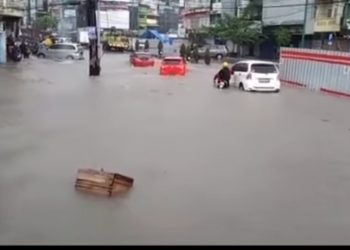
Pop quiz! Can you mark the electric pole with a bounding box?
[301,0,309,48]
[27,0,31,27]
[87,0,101,76]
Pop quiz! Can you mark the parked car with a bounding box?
[37,43,84,60]
[230,60,281,92]
[130,51,155,67]
[198,45,228,60]
[160,57,187,76]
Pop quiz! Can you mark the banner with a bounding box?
[99,10,130,30]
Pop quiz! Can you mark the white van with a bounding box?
[230,60,281,92]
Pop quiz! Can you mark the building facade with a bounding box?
[313,0,344,33]
[158,0,181,33]
[138,0,159,30]
[0,0,26,63]
[221,0,250,17]
[183,0,211,31]
[0,0,25,31]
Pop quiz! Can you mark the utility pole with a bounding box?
[301,0,309,48]
[343,0,349,29]
[27,0,31,27]
[86,0,101,76]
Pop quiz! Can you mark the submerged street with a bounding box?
[1,54,350,245]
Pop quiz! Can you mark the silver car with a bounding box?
[37,43,84,60]
[198,45,228,60]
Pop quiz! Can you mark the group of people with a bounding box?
[5,33,60,62]
[6,35,30,62]
[179,43,211,65]
[134,39,164,58]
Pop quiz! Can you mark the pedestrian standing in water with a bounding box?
[204,48,211,65]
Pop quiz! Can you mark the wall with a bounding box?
[0,31,5,64]
[221,0,236,16]
[185,0,210,9]
[263,0,315,34]
[183,0,210,30]
[280,47,350,96]
[158,8,179,33]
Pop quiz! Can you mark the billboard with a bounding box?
[99,10,130,30]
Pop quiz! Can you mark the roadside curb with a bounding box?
[282,80,350,100]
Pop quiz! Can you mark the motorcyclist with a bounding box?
[214,62,231,88]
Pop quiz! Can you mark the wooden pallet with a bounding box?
[75,169,134,197]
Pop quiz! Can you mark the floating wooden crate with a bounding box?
[75,169,134,197]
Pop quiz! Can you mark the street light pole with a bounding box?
[301,0,309,48]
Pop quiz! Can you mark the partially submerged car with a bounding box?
[160,57,187,76]
[130,52,155,67]
[230,60,281,92]
[37,43,84,60]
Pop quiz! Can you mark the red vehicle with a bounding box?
[130,52,155,67]
[160,57,187,76]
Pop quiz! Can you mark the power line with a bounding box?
[189,0,348,10]
[12,0,349,11]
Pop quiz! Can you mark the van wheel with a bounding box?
[38,53,45,58]
[239,83,245,91]
[66,55,74,60]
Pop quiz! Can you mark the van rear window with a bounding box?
[251,64,277,73]
[135,53,151,58]
[163,59,182,65]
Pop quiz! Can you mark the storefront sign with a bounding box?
[314,18,341,32]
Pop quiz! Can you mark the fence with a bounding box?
[279,47,350,97]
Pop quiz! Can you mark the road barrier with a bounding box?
[279,47,350,97]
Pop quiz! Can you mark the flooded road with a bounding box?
[1,55,350,245]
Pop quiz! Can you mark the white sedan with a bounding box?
[230,60,281,92]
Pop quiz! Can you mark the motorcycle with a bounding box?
[213,78,229,89]
[8,44,23,62]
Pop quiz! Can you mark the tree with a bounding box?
[273,27,292,47]
[34,15,59,31]
[188,31,209,46]
[206,13,263,55]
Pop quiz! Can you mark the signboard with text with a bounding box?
[314,18,341,32]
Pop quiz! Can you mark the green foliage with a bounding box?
[206,13,263,47]
[34,15,59,31]
[188,31,209,46]
[273,27,292,47]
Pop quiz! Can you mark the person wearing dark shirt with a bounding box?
[214,62,231,88]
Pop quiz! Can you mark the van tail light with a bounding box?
[247,73,252,80]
